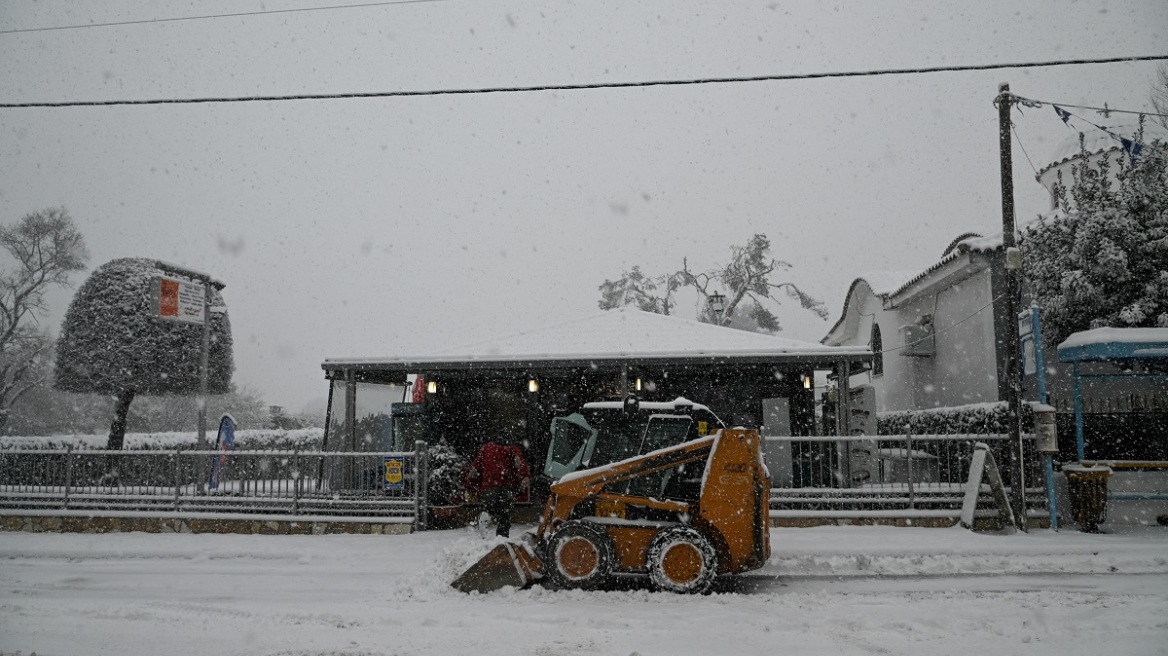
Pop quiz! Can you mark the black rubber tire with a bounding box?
[543,521,614,591]
[646,525,718,594]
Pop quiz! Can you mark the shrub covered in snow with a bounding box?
[56,258,233,396]
[0,428,324,451]
[877,401,1035,435]
[1022,131,1168,346]
[54,258,234,449]
[427,440,469,505]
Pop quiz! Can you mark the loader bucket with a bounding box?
[451,540,542,593]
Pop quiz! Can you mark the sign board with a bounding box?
[383,457,408,491]
[1018,307,1042,378]
[208,415,236,490]
[151,275,205,324]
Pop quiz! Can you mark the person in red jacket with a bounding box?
[463,435,530,537]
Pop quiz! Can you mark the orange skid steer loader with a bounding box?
[452,428,771,594]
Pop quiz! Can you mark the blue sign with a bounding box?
[208,415,236,490]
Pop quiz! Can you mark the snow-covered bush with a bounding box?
[427,440,469,505]
[54,258,234,449]
[1022,129,1168,346]
[877,402,1034,435]
[0,428,325,451]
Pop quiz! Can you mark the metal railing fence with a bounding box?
[0,441,429,527]
[768,432,1047,516]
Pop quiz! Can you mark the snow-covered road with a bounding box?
[2,525,1166,656]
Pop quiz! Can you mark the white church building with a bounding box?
[823,119,1168,418]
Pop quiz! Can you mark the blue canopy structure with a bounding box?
[1057,328,1168,461]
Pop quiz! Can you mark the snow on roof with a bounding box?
[822,272,920,344]
[857,271,921,297]
[885,234,1006,300]
[325,308,868,369]
[824,231,1015,344]
[1058,327,1168,351]
[583,397,710,412]
[1037,122,1168,178]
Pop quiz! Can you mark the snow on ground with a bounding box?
[1,524,1166,656]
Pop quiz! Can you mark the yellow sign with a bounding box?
[384,457,405,490]
[596,499,626,519]
[697,421,709,436]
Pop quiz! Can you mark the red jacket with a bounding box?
[464,441,529,493]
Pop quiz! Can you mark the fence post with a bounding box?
[414,440,428,531]
[64,445,73,510]
[292,450,300,515]
[905,426,915,510]
[174,448,182,511]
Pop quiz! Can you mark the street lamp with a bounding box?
[708,291,726,321]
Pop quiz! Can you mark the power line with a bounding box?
[1013,94,1168,119]
[1011,124,1040,176]
[0,0,451,35]
[3,54,1166,109]
[881,295,1003,355]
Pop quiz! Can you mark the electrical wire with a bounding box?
[3,54,1166,109]
[880,295,1004,355]
[1011,123,1040,176]
[1012,94,1168,119]
[0,0,452,35]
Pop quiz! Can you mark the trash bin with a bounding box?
[1061,463,1112,533]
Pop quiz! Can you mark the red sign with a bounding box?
[151,275,205,324]
[159,278,180,317]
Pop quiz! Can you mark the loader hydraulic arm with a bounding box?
[537,434,718,537]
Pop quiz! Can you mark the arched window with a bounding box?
[870,323,884,377]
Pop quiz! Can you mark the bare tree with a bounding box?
[0,208,88,429]
[1151,63,1168,130]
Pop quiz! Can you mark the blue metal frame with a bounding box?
[1022,306,1059,530]
[1057,331,1168,462]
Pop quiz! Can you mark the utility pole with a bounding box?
[199,283,211,448]
[997,83,1028,532]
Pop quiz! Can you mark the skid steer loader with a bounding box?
[452,428,770,594]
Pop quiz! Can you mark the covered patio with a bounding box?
[319,309,870,497]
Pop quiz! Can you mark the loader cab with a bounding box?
[542,398,724,483]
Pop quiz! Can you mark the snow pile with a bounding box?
[1,525,1166,655]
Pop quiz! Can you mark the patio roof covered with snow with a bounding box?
[1057,327,1168,363]
[324,308,870,378]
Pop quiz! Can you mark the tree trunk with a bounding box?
[106,389,136,450]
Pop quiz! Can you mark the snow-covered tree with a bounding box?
[54,258,233,449]
[1022,125,1168,346]
[598,234,828,333]
[0,208,88,429]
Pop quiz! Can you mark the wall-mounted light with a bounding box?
[426,380,437,394]
[635,377,642,392]
[802,375,812,390]
[528,379,539,393]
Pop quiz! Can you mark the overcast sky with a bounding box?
[1,0,1165,413]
